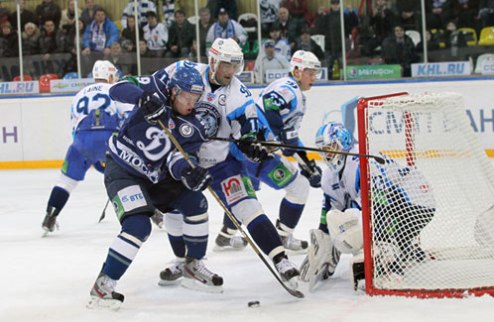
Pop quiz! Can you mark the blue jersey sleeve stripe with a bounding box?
[226,98,255,121]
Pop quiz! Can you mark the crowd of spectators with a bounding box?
[1,0,494,81]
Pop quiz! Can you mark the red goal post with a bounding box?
[357,92,494,298]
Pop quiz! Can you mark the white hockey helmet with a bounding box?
[315,121,353,173]
[290,50,321,74]
[208,38,244,78]
[92,60,119,83]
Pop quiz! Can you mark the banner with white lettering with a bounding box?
[411,61,472,77]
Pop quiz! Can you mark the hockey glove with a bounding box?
[139,92,165,124]
[299,159,322,188]
[181,166,213,191]
[237,136,270,163]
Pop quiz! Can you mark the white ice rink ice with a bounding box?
[1,168,493,322]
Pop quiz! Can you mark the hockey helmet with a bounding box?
[170,65,205,96]
[208,38,244,79]
[92,60,119,83]
[315,121,353,172]
[290,50,321,74]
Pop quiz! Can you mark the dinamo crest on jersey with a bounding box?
[195,102,221,138]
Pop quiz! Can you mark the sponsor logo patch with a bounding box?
[221,175,248,205]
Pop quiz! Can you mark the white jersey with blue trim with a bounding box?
[255,76,306,138]
[70,82,132,131]
[165,61,258,168]
[321,150,362,211]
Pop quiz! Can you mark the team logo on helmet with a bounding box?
[195,102,221,138]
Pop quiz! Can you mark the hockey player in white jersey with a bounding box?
[215,50,323,252]
[41,60,132,236]
[299,121,435,291]
[160,38,301,288]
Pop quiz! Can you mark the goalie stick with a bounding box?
[210,137,385,164]
[157,120,304,299]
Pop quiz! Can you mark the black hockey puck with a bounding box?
[248,300,260,308]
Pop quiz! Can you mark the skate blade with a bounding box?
[86,296,122,311]
[181,278,224,293]
[309,263,329,293]
[212,244,247,252]
[283,276,299,290]
[158,278,182,286]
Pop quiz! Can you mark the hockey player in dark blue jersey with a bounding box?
[41,60,132,236]
[87,65,219,310]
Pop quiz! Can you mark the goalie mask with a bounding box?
[92,60,119,83]
[315,122,353,173]
[208,38,244,84]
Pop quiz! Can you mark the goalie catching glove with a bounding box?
[237,135,270,163]
[181,166,213,191]
[139,92,166,124]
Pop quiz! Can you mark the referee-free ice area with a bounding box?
[0,168,492,322]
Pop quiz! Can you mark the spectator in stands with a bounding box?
[162,0,176,27]
[138,39,153,57]
[479,0,494,28]
[35,0,62,28]
[370,0,397,43]
[121,0,156,29]
[0,21,19,58]
[426,0,454,30]
[280,0,313,28]
[64,18,86,73]
[260,0,281,37]
[143,10,168,57]
[0,2,10,27]
[60,0,80,33]
[294,27,324,60]
[121,15,143,53]
[416,30,441,54]
[22,22,41,55]
[82,8,120,57]
[196,7,213,57]
[268,24,291,60]
[382,25,418,77]
[254,39,290,83]
[107,41,127,75]
[81,0,101,26]
[272,7,303,51]
[10,0,36,32]
[396,0,421,31]
[166,9,195,59]
[39,19,67,56]
[206,8,247,50]
[444,20,467,60]
[207,0,238,20]
[454,0,478,29]
[314,0,358,72]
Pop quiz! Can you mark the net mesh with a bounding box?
[362,92,494,293]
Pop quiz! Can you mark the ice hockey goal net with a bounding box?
[358,92,494,298]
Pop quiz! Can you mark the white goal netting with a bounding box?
[360,92,494,295]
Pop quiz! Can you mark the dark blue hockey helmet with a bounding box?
[170,66,204,96]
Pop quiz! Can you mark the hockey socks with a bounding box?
[246,214,284,258]
[279,198,304,229]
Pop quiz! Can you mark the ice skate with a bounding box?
[181,257,223,293]
[159,259,185,286]
[87,271,124,310]
[41,207,60,237]
[275,257,300,289]
[213,226,247,251]
[276,220,308,252]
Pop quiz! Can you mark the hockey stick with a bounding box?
[157,120,304,299]
[98,199,110,223]
[211,137,386,164]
